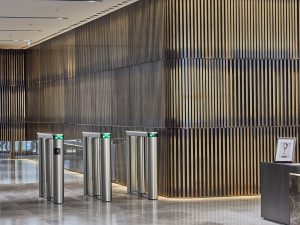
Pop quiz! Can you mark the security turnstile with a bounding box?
[126,131,158,200]
[38,133,64,204]
[83,132,112,202]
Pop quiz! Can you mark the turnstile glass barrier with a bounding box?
[14,141,37,158]
[64,139,83,173]
[0,141,37,159]
[0,141,10,158]
[111,138,127,184]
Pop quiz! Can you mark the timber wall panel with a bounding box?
[165,0,300,60]
[25,0,167,190]
[163,0,300,197]
[0,50,25,141]
[24,0,300,197]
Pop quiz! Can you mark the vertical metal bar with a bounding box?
[87,137,93,196]
[144,137,148,195]
[147,132,158,200]
[38,137,43,197]
[83,137,88,196]
[46,139,53,200]
[43,139,52,200]
[53,134,64,204]
[50,139,54,199]
[131,136,137,194]
[93,138,101,197]
[137,136,145,196]
[42,138,48,198]
[111,140,116,181]
[101,133,112,202]
[126,135,131,194]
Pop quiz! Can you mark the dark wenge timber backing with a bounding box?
[0,50,25,141]
[25,0,167,189]
[163,0,300,197]
[24,0,300,197]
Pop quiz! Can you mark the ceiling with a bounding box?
[0,0,139,49]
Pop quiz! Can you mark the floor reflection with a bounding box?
[0,159,82,185]
[0,159,276,225]
[0,159,38,184]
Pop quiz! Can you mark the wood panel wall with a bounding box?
[25,0,165,131]
[163,0,300,197]
[0,50,25,141]
[25,0,168,190]
[23,0,300,197]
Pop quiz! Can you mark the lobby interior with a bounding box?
[1,0,300,224]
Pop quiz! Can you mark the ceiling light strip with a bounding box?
[0,16,67,19]
[0,30,42,32]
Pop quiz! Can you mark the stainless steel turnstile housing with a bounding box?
[83,132,112,202]
[38,133,64,204]
[126,131,158,200]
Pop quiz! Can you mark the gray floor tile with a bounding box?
[0,159,277,225]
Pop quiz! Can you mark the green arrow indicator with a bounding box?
[101,133,111,139]
[53,134,64,140]
[148,132,158,138]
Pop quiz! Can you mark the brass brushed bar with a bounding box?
[296,0,299,59]
[296,61,299,126]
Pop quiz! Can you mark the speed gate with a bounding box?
[126,131,158,200]
[83,132,112,202]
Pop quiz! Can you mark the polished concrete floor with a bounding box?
[0,159,277,225]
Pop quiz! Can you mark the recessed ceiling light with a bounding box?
[0,39,32,46]
[46,0,103,1]
[0,16,68,19]
[0,30,42,32]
